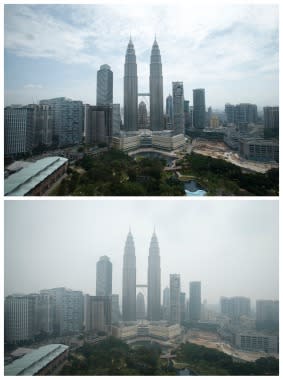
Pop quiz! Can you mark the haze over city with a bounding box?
[5,199,279,305]
[4,3,279,108]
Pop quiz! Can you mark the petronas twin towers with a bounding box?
[124,37,164,131]
[122,230,161,321]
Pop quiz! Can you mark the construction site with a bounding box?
[185,329,279,362]
[190,139,278,174]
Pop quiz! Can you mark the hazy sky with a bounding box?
[5,199,279,306]
[4,3,279,109]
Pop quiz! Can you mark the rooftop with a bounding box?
[4,156,68,196]
[4,344,69,376]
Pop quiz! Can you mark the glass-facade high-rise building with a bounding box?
[173,82,185,134]
[122,230,136,321]
[136,292,146,320]
[96,64,113,106]
[189,281,201,321]
[166,94,173,127]
[4,106,34,156]
[124,38,138,131]
[39,97,83,147]
[150,38,164,131]
[96,256,112,297]
[170,274,181,324]
[193,89,206,129]
[147,230,161,321]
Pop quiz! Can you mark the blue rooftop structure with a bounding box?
[4,156,68,196]
[4,344,69,376]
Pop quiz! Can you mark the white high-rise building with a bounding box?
[4,294,38,344]
[4,106,34,156]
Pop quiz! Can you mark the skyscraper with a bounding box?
[85,295,112,333]
[39,97,83,147]
[263,106,279,138]
[138,101,148,129]
[170,274,181,324]
[220,296,250,319]
[189,281,201,321]
[4,106,34,156]
[180,292,186,322]
[96,256,112,297]
[256,300,279,330]
[124,38,138,131]
[96,64,113,106]
[147,230,161,321]
[136,292,146,320]
[193,89,206,129]
[166,94,173,127]
[122,230,136,321]
[150,38,164,131]
[4,294,38,344]
[162,287,170,321]
[173,82,185,134]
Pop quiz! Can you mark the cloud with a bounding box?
[24,83,43,89]
[4,4,279,108]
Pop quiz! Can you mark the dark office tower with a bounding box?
[256,300,279,330]
[111,294,121,323]
[225,103,235,124]
[96,64,113,106]
[124,38,138,131]
[96,256,112,297]
[263,106,279,138]
[184,100,190,133]
[166,94,173,127]
[138,101,148,129]
[136,292,146,320]
[163,287,170,320]
[150,37,164,131]
[170,274,181,324]
[193,89,206,129]
[180,292,186,322]
[173,82,185,134]
[148,230,161,321]
[122,230,136,321]
[189,281,201,321]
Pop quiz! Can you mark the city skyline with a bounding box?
[4,3,279,108]
[5,200,279,305]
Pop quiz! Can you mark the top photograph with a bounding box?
[4,4,279,196]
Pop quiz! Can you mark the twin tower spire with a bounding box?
[124,37,163,132]
[122,230,161,321]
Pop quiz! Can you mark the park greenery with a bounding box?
[50,149,279,196]
[174,342,279,376]
[59,337,175,375]
[59,337,279,376]
[179,153,279,196]
[51,149,184,196]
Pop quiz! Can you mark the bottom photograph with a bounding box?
[4,199,279,376]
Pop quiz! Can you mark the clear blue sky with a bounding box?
[4,3,279,109]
